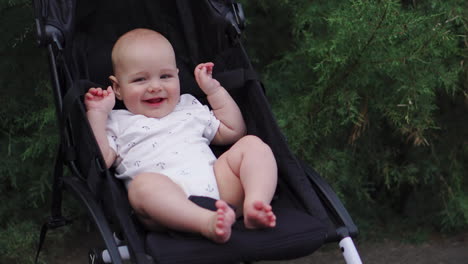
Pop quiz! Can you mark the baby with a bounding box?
[84,28,278,243]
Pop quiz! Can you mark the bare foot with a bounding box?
[202,200,236,243]
[244,201,276,229]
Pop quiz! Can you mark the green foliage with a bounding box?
[244,0,467,233]
[0,1,59,263]
[0,220,39,263]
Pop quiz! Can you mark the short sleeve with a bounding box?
[202,105,221,142]
[106,112,119,153]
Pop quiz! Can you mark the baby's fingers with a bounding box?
[88,87,103,96]
[199,62,214,70]
[204,64,214,75]
[87,87,96,95]
[85,92,94,101]
[105,86,114,93]
[96,88,104,96]
[88,87,114,97]
[104,86,114,97]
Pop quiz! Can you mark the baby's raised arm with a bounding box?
[84,86,117,168]
[195,63,247,145]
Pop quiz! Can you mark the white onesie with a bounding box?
[106,94,221,199]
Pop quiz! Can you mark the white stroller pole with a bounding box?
[337,227,363,264]
[101,246,130,263]
[339,236,362,264]
[101,233,130,263]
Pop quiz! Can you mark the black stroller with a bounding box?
[33,0,362,263]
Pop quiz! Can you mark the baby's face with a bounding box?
[113,37,180,119]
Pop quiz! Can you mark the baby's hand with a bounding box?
[84,86,115,114]
[195,62,222,96]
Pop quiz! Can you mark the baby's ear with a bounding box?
[109,75,122,100]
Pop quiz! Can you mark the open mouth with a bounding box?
[144,98,165,104]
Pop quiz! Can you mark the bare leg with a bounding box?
[128,172,235,243]
[214,135,278,229]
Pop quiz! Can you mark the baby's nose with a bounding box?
[148,81,161,92]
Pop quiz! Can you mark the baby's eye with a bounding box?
[132,77,145,83]
[160,74,172,79]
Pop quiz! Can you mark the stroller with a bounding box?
[33,0,362,263]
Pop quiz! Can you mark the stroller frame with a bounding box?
[33,1,362,263]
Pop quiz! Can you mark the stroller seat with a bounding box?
[33,0,361,263]
[145,197,326,264]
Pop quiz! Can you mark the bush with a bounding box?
[243,0,467,233]
[0,1,60,263]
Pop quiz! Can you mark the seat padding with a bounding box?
[145,197,327,264]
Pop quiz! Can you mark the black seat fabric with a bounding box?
[145,197,327,264]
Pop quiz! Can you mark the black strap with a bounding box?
[59,79,101,163]
[35,148,72,264]
[35,216,72,264]
[61,79,99,130]
[214,68,259,93]
[35,222,48,263]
